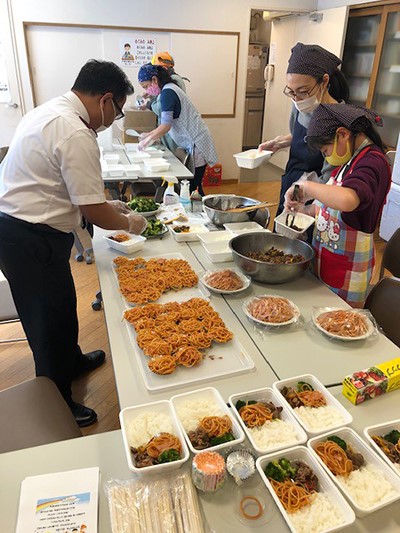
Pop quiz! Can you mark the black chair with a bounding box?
[379,227,400,280]
[364,277,400,348]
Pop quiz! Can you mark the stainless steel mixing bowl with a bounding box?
[202,195,270,227]
[229,232,314,284]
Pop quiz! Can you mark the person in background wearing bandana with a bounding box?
[259,43,350,216]
[0,60,147,427]
[137,63,217,195]
[284,104,391,308]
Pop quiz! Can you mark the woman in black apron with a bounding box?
[259,42,350,216]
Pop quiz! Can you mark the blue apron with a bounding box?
[277,110,324,216]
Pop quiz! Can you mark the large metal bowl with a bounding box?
[202,195,270,227]
[229,232,314,284]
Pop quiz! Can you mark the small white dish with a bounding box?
[107,164,125,177]
[169,223,209,242]
[103,153,120,163]
[128,152,151,163]
[275,212,315,240]
[243,295,300,327]
[224,221,266,235]
[103,232,146,254]
[143,158,170,172]
[198,231,232,244]
[312,308,375,341]
[201,241,233,263]
[234,149,273,169]
[200,268,251,294]
[123,164,140,176]
[170,387,245,455]
[120,400,189,475]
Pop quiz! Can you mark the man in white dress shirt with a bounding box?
[0,60,146,427]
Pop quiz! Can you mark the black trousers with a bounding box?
[0,213,83,406]
[190,165,207,196]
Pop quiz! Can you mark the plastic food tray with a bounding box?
[201,241,233,263]
[223,221,266,235]
[234,149,272,169]
[275,212,315,240]
[128,152,151,163]
[272,374,353,436]
[198,231,233,244]
[170,387,245,454]
[113,252,210,307]
[123,164,140,176]
[256,446,355,533]
[228,387,307,455]
[169,223,209,242]
[308,427,400,517]
[107,164,125,177]
[103,232,146,254]
[364,419,400,477]
[119,400,189,475]
[143,158,170,172]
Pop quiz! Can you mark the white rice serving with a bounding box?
[294,405,345,431]
[126,411,174,448]
[394,463,400,474]
[289,492,344,533]
[175,396,225,432]
[247,418,300,451]
[338,463,398,509]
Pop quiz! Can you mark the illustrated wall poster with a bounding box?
[120,37,157,67]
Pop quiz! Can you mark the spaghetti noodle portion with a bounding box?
[247,296,295,324]
[314,441,353,477]
[124,298,233,375]
[204,269,244,291]
[114,256,198,305]
[270,479,315,513]
[316,310,369,338]
[239,403,273,428]
[146,432,182,458]
[200,415,232,438]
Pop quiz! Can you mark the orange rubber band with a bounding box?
[240,496,263,520]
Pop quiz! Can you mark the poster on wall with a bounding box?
[119,37,157,67]
[0,41,11,103]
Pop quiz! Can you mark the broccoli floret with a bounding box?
[158,449,181,463]
[279,458,297,478]
[235,399,257,411]
[265,461,288,482]
[327,435,347,450]
[209,432,235,446]
[384,430,400,445]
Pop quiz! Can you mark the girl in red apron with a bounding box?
[285,104,391,308]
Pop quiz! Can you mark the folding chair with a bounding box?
[0,270,26,344]
[364,277,400,348]
[379,227,400,280]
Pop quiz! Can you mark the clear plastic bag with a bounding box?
[311,306,378,342]
[105,471,207,533]
[242,295,304,336]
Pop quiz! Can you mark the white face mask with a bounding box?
[96,100,116,133]
[292,93,320,114]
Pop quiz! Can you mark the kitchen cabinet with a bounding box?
[341,2,400,147]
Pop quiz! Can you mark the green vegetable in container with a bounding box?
[279,458,297,478]
[209,432,235,446]
[158,449,181,463]
[327,435,347,450]
[296,381,314,392]
[265,460,288,482]
[235,399,257,411]
[143,219,165,237]
[384,430,400,445]
[128,197,159,212]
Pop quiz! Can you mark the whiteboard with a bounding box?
[24,23,239,117]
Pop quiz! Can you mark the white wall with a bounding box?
[6,0,317,180]
[317,0,381,8]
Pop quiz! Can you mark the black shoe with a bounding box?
[73,350,106,378]
[70,402,98,427]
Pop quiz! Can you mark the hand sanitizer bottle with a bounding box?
[179,179,191,211]
[163,177,180,206]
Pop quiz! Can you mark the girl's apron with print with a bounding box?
[162,83,217,169]
[312,146,389,308]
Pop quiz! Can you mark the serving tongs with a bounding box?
[224,201,277,213]
[286,185,300,228]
